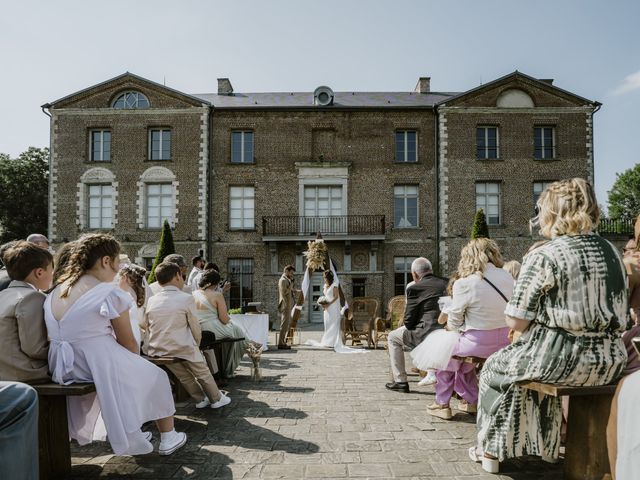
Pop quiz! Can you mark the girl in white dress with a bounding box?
[306,270,366,354]
[117,263,149,350]
[44,234,186,456]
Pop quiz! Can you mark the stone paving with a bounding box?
[69,328,563,479]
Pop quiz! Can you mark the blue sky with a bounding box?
[0,0,638,210]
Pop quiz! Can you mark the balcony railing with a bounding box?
[597,218,635,236]
[262,215,386,237]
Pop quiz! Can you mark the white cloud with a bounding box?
[612,71,640,95]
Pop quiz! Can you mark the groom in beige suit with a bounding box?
[277,265,296,349]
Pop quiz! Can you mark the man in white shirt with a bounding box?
[187,256,205,291]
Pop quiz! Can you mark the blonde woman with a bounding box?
[502,260,521,280]
[470,179,630,473]
[426,238,513,420]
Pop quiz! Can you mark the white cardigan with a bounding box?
[447,263,515,331]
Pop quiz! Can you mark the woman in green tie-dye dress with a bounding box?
[474,178,630,469]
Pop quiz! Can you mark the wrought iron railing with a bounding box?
[262,215,386,236]
[597,218,635,236]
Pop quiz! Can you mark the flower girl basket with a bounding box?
[409,296,460,370]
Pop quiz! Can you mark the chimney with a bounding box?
[415,77,431,93]
[539,79,554,85]
[217,78,234,95]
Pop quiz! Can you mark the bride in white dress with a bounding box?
[306,270,366,354]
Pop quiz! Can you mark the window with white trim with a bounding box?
[112,91,150,109]
[394,185,419,228]
[231,131,254,163]
[146,183,173,228]
[228,258,254,308]
[533,181,554,206]
[394,256,417,296]
[476,126,499,159]
[87,185,113,229]
[149,129,171,160]
[534,126,555,159]
[395,130,417,163]
[229,186,255,230]
[90,130,111,162]
[476,182,501,225]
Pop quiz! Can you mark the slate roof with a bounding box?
[192,91,458,108]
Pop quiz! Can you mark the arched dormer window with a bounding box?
[112,91,150,109]
[496,89,535,108]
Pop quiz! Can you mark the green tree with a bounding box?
[470,209,490,239]
[147,219,176,283]
[0,147,49,243]
[608,164,640,220]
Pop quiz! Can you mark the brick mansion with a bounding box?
[43,71,599,323]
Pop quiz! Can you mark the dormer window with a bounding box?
[112,91,150,109]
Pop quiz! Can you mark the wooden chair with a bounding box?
[344,297,378,348]
[374,295,406,349]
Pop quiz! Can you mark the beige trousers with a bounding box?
[278,304,293,346]
[388,326,408,383]
[166,360,221,403]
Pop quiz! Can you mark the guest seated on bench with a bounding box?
[424,238,513,420]
[470,178,631,473]
[117,263,149,351]
[143,261,231,409]
[193,268,253,378]
[0,241,52,383]
[45,234,187,456]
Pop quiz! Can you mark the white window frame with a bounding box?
[149,129,171,161]
[77,167,118,231]
[475,182,502,226]
[137,167,178,229]
[229,186,255,230]
[534,126,556,159]
[395,130,418,163]
[533,181,554,206]
[145,183,174,229]
[231,130,254,163]
[393,185,419,228]
[90,130,111,162]
[87,184,114,229]
[394,256,417,295]
[476,126,499,159]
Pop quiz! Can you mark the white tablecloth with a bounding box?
[231,314,269,350]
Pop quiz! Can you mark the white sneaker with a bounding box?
[210,393,231,409]
[195,397,210,409]
[143,431,152,442]
[418,372,437,386]
[159,431,187,456]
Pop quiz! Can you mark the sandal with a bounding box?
[468,446,499,473]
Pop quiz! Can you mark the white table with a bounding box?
[230,314,269,350]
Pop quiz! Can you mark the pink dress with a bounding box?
[44,283,175,455]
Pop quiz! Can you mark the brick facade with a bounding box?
[45,71,599,324]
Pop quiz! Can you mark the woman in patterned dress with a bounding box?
[471,178,630,473]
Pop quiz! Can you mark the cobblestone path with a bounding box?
[69,329,562,479]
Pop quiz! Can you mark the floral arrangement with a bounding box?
[247,342,262,381]
[303,239,328,271]
[317,296,330,306]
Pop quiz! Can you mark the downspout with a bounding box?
[591,102,602,190]
[41,103,53,241]
[207,104,214,261]
[434,104,441,276]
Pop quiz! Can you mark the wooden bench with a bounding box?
[33,382,96,480]
[142,355,190,401]
[520,381,617,480]
[209,337,245,380]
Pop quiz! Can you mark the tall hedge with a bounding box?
[470,209,490,239]
[147,219,176,283]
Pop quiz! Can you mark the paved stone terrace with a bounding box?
[69,329,563,479]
